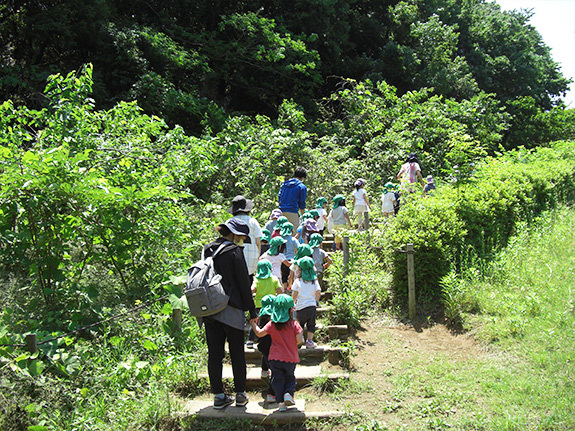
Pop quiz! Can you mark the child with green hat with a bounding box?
[381,182,397,219]
[261,236,291,291]
[271,216,288,238]
[256,294,277,401]
[247,260,282,348]
[291,256,321,349]
[309,233,332,290]
[260,228,271,255]
[315,197,328,234]
[326,195,352,250]
[280,222,299,291]
[250,294,303,412]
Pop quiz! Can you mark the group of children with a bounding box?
[249,254,323,411]
[247,206,334,412]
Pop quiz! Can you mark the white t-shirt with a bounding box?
[292,278,321,310]
[353,188,368,207]
[330,206,348,225]
[316,207,327,231]
[261,252,287,280]
[381,192,396,213]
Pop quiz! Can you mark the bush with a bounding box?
[380,141,575,312]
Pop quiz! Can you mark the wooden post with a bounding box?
[26,334,37,354]
[407,243,416,320]
[343,235,349,277]
[363,211,370,230]
[172,308,183,333]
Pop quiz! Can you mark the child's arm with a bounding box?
[292,290,299,303]
[345,212,353,228]
[323,253,333,270]
[250,320,267,338]
[295,331,304,347]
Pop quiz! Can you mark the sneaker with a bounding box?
[265,394,276,403]
[261,369,271,379]
[235,392,249,407]
[278,402,287,412]
[305,340,317,349]
[284,393,295,406]
[213,394,234,409]
[246,340,254,349]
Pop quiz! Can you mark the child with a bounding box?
[265,209,283,232]
[352,178,370,230]
[327,195,353,251]
[301,219,319,244]
[260,229,271,255]
[308,233,332,290]
[291,256,321,349]
[260,237,290,283]
[381,182,397,219]
[280,222,299,291]
[256,294,277,402]
[295,212,313,244]
[272,216,288,238]
[423,175,436,197]
[247,260,283,348]
[250,294,303,412]
[290,243,313,285]
[315,197,328,235]
[393,184,401,215]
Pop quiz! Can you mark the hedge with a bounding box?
[380,141,575,310]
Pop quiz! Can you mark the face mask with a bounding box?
[234,236,245,247]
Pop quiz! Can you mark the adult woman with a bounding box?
[201,218,257,409]
[397,153,425,193]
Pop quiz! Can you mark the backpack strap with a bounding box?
[210,240,234,259]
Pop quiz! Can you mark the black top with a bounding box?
[203,237,257,320]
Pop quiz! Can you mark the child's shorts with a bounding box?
[296,306,317,333]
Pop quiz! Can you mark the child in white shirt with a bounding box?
[291,256,321,349]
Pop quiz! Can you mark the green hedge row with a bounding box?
[379,141,575,310]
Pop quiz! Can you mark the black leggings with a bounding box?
[204,317,246,394]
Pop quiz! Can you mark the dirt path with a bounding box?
[298,316,482,426]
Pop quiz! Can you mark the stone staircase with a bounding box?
[179,234,349,424]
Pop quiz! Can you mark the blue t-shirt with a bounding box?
[283,235,299,260]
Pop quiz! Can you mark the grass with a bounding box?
[362,206,575,431]
[2,207,574,430]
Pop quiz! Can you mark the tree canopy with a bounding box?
[1,0,571,146]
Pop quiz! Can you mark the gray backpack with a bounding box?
[185,241,230,317]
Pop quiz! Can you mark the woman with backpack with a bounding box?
[200,218,258,409]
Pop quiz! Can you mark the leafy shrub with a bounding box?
[380,141,575,312]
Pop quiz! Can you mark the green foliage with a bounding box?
[379,141,575,312]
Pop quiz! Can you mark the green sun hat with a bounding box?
[280,222,294,237]
[256,259,272,279]
[268,236,287,255]
[308,233,323,249]
[316,197,327,208]
[309,209,320,218]
[259,294,276,317]
[297,256,317,281]
[274,216,288,231]
[383,182,395,194]
[332,194,345,209]
[271,294,294,323]
[293,243,312,261]
[261,228,271,243]
[302,212,313,222]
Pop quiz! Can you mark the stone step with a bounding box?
[316,323,348,340]
[316,306,333,317]
[178,398,344,425]
[243,344,345,365]
[198,365,349,390]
